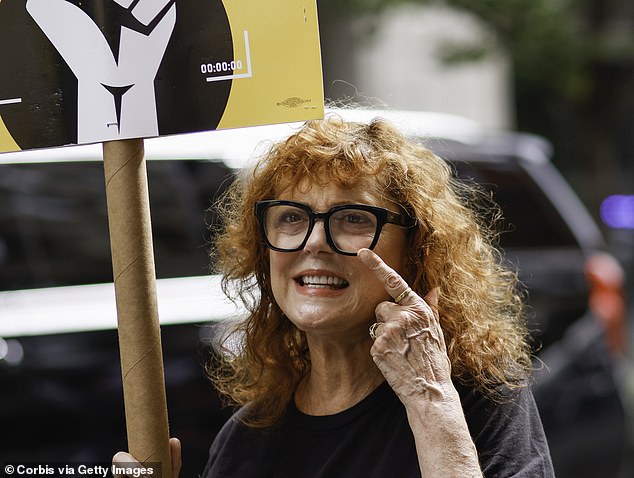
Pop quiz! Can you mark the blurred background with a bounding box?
[318,0,634,239]
[318,0,634,411]
[319,0,634,473]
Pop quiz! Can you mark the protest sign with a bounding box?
[0,1,323,475]
[0,0,323,152]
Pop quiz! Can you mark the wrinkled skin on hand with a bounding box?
[112,437,182,478]
[358,248,451,404]
[359,248,482,477]
[371,286,451,403]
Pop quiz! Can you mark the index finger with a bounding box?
[358,248,413,304]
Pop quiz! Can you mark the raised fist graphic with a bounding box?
[26,0,176,143]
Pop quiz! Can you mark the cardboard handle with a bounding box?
[103,139,172,478]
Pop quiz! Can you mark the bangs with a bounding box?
[261,118,388,195]
[270,151,385,193]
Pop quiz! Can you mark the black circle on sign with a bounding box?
[155,0,233,136]
[0,0,232,150]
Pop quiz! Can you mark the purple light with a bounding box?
[600,195,634,229]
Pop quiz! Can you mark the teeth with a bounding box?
[300,275,348,287]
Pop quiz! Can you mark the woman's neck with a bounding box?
[294,335,384,415]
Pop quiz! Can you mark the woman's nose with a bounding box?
[303,220,332,254]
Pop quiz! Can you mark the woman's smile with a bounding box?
[296,274,349,289]
[293,269,350,295]
[269,181,408,335]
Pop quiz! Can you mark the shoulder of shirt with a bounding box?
[454,380,532,407]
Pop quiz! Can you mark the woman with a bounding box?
[115,115,554,477]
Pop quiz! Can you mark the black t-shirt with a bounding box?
[201,381,554,478]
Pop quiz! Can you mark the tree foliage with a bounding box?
[321,0,634,103]
[319,0,634,203]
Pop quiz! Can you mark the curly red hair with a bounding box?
[208,114,532,427]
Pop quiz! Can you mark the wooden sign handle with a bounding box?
[103,138,172,478]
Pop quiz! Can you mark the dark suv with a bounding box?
[430,132,629,478]
[0,110,629,477]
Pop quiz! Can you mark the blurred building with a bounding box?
[321,4,514,130]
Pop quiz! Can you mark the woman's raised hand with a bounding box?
[358,248,453,405]
[112,438,182,478]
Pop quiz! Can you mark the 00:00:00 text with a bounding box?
[200,60,243,74]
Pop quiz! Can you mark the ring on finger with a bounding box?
[369,322,382,340]
[394,287,412,304]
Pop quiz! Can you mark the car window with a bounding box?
[452,160,578,249]
[0,160,233,291]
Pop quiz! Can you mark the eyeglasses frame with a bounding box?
[254,199,415,256]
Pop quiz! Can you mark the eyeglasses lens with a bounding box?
[263,205,378,254]
[264,204,310,250]
[329,209,377,253]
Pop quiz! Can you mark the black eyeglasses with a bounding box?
[254,200,415,256]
